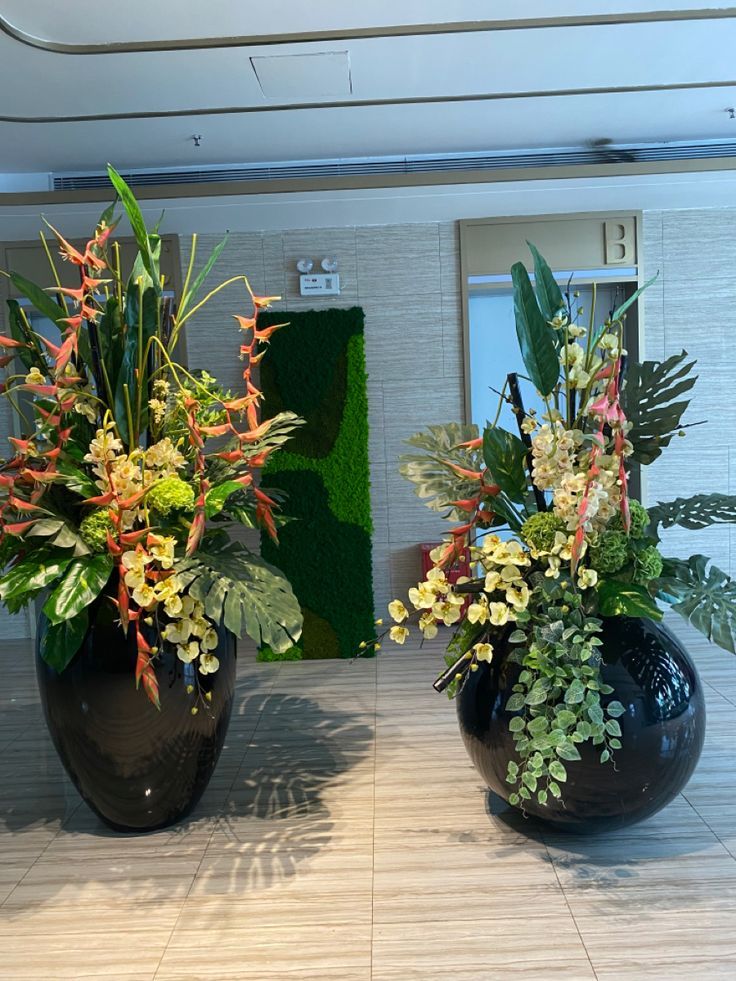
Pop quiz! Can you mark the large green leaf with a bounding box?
[648,493,736,539]
[482,426,528,503]
[176,539,302,653]
[0,549,74,614]
[597,578,663,621]
[205,480,243,518]
[55,461,100,499]
[6,299,46,371]
[96,296,125,398]
[511,261,560,396]
[621,350,699,465]
[107,165,160,292]
[42,554,113,625]
[26,518,91,556]
[527,242,564,326]
[657,554,736,653]
[610,273,659,324]
[39,610,88,673]
[115,278,159,445]
[399,422,483,519]
[10,272,67,327]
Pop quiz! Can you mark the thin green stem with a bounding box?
[171,274,248,340]
[135,280,145,441]
[38,232,69,316]
[179,234,198,315]
[123,383,136,450]
[488,379,510,430]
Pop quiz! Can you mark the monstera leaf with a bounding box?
[399,422,483,519]
[648,494,736,539]
[175,538,302,653]
[656,554,736,654]
[621,351,698,465]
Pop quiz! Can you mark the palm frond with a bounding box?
[399,422,482,519]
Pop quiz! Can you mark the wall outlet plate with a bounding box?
[299,273,340,296]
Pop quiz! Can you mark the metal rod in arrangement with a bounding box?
[507,371,547,513]
[433,651,474,693]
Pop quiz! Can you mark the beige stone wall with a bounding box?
[179,223,464,619]
[640,209,736,578]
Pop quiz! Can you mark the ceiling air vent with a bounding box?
[52,141,736,192]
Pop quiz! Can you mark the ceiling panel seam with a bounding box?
[3,78,736,125]
[2,9,736,56]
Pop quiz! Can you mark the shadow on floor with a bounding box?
[1,689,374,900]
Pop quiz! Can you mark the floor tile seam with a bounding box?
[541,836,600,981]
[680,790,736,862]
[0,797,87,909]
[151,665,282,978]
[369,643,379,981]
[703,679,736,709]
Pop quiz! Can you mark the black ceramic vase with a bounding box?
[457,616,706,833]
[36,588,237,833]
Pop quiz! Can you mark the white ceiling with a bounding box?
[1,2,736,176]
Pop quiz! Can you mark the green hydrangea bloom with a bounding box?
[633,544,664,584]
[611,499,650,539]
[79,509,114,552]
[588,531,629,575]
[147,476,195,517]
[520,512,566,553]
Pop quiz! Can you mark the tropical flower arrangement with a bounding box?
[376,243,735,810]
[0,167,302,709]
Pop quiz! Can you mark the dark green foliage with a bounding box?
[527,242,565,325]
[42,554,114,625]
[596,578,662,621]
[175,536,303,653]
[510,259,560,396]
[621,351,698,465]
[657,554,736,653]
[259,308,374,659]
[588,531,629,575]
[483,426,529,503]
[521,512,566,553]
[300,607,342,660]
[261,470,373,658]
[40,611,89,673]
[257,644,303,662]
[647,493,736,538]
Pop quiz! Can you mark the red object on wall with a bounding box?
[420,543,472,584]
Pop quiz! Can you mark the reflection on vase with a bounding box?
[36,592,236,833]
[456,616,706,833]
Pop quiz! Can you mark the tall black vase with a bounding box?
[36,590,236,833]
[456,616,706,833]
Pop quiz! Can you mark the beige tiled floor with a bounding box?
[2,620,736,979]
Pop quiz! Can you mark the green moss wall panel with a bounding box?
[260,307,374,659]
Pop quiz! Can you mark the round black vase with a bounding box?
[36,593,237,833]
[456,616,706,833]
